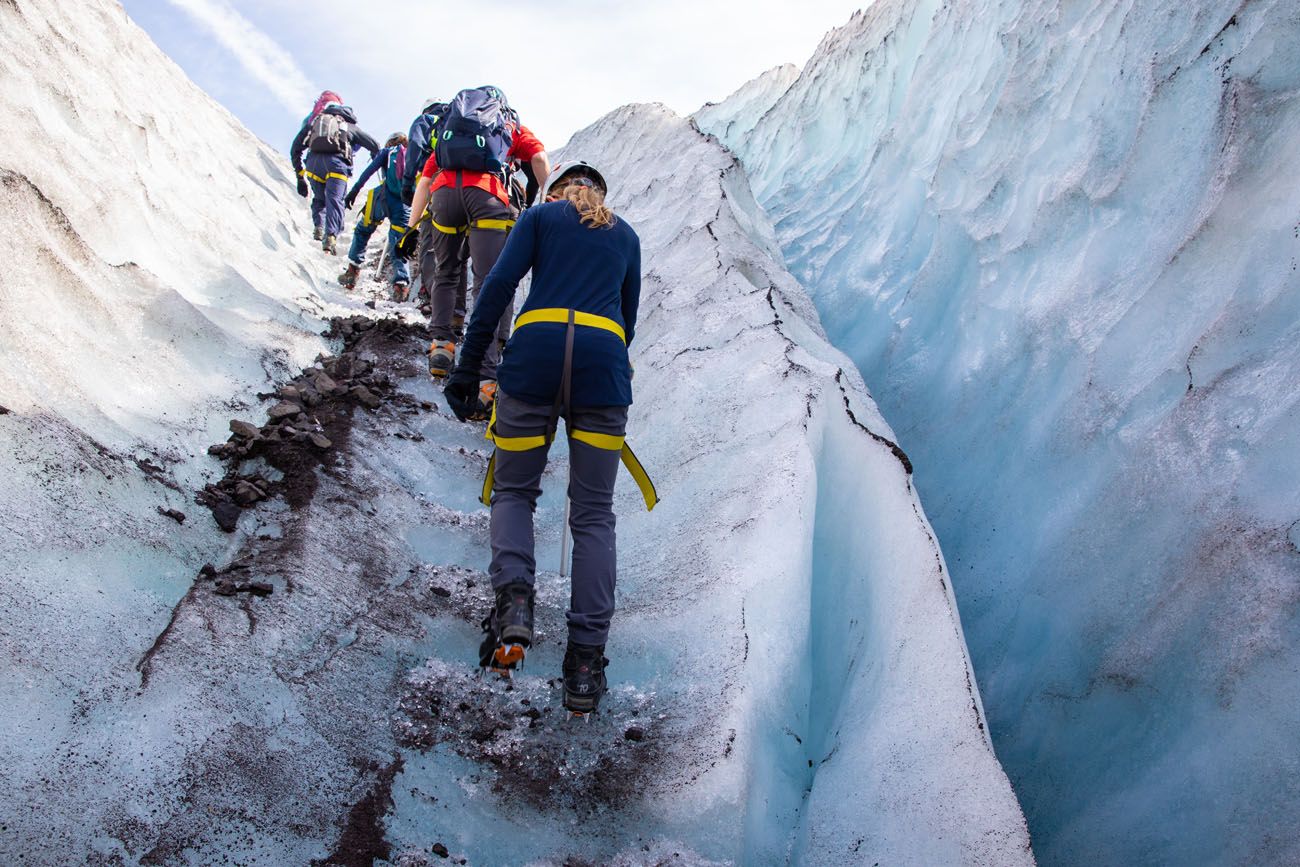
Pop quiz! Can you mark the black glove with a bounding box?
[401,181,415,206]
[344,189,358,209]
[395,226,420,260]
[443,369,480,422]
[296,176,309,198]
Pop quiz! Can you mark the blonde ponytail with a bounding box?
[555,182,616,229]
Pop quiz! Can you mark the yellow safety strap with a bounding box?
[616,443,659,511]
[362,189,377,226]
[515,308,626,344]
[297,169,305,177]
[481,453,497,507]
[303,170,325,184]
[326,171,349,182]
[391,223,408,235]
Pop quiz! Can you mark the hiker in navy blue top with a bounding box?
[339,133,413,298]
[290,94,379,254]
[446,162,645,715]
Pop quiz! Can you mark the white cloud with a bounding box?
[160,0,314,115]
[245,0,869,149]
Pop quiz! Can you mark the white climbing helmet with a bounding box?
[538,160,608,204]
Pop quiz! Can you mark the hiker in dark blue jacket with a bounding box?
[290,100,379,254]
[339,133,413,299]
[444,162,654,715]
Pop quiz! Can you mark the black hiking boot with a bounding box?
[478,582,534,676]
[338,262,360,289]
[428,340,455,379]
[562,641,608,715]
[392,281,410,303]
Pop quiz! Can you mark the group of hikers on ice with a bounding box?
[289,87,656,715]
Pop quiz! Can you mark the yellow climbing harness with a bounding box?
[478,308,658,512]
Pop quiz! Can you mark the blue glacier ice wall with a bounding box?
[698,0,1300,863]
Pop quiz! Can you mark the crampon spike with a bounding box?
[495,643,526,668]
[479,642,526,679]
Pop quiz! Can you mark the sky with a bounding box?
[119,0,868,155]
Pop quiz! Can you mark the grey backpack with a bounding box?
[308,111,351,159]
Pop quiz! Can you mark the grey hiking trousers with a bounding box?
[416,219,467,320]
[427,184,514,379]
[489,391,628,646]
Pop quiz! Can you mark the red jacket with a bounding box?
[421,124,544,206]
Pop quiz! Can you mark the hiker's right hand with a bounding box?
[344,190,358,210]
[296,177,309,198]
[443,370,479,421]
[395,226,420,260]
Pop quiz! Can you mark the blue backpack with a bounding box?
[402,105,446,200]
[384,145,405,196]
[434,86,518,174]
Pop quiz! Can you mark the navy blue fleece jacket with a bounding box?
[459,200,642,407]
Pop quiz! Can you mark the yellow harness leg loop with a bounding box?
[325,172,349,182]
[569,429,624,451]
[470,218,516,232]
[515,308,626,344]
[303,170,326,184]
[432,219,467,235]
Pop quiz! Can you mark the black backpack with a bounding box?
[433,87,518,173]
[308,109,352,160]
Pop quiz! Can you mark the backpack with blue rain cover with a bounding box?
[384,145,406,196]
[434,87,518,174]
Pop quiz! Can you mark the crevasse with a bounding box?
[698,0,1300,863]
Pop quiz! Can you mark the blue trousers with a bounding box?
[488,393,628,646]
[347,187,412,285]
[304,152,350,236]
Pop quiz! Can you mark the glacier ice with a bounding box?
[699,0,1300,863]
[0,0,1033,862]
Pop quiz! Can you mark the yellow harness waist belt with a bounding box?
[514,308,626,344]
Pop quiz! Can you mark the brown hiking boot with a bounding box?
[338,262,360,289]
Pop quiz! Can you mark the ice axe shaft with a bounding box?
[559,496,571,576]
[374,231,388,279]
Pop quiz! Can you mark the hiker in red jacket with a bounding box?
[399,86,550,414]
